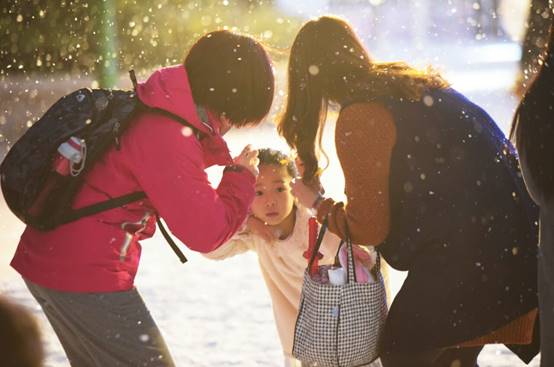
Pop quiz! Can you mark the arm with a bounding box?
[204,213,280,260]
[125,114,255,253]
[317,103,397,246]
[203,232,254,260]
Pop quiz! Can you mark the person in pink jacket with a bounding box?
[10,30,274,367]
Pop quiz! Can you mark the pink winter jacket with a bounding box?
[11,65,256,292]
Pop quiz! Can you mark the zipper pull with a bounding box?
[119,232,134,262]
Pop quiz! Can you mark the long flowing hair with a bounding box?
[277,16,448,182]
[510,19,554,201]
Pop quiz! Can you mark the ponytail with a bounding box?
[278,66,326,182]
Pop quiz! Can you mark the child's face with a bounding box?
[251,164,295,226]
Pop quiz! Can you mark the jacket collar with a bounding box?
[136,65,233,167]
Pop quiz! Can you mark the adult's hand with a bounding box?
[295,156,306,177]
[291,178,322,209]
[246,215,276,243]
[233,145,259,177]
[295,156,325,193]
[293,156,325,209]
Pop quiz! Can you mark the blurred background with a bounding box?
[1,1,552,366]
[0,0,552,156]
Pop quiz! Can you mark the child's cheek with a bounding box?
[250,199,265,219]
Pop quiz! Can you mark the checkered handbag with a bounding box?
[292,221,387,367]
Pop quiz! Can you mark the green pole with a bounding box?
[98,0,119,88]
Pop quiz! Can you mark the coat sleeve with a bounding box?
[202,232,255,260]
[316,103,397,246]
[124,114,255,253]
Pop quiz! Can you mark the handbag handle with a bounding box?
[338,222,382,284]
[307,218,357,282]
[308,219,382,283]
[342,222,357,284]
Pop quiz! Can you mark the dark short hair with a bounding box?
[0,296,43,367]
[185,30,275,127]
[258,148,297,178]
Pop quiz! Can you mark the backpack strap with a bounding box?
[129,69,138,90]
[60,191,147,224]
[156,216,188,263]
[129,69,204,140]
[61,191,188,263]
[54,71,194,264]
[147,107,203,140]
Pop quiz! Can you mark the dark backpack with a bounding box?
[0,71,187,263]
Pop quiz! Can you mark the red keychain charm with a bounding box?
[303,217,323,275]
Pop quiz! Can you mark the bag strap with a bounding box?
[147,107,203,139]
[307,218,358,282]
[61,192,188,264]
[342,222,357,284]
[309,218,383,283]
[129,69,203,140]
[336,222,382,284]
[60,191,147,224]
[129,69,138,90]
[156,216,187,263]
[56,71,191,264]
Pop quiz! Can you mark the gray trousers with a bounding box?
[25,279,175,367]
